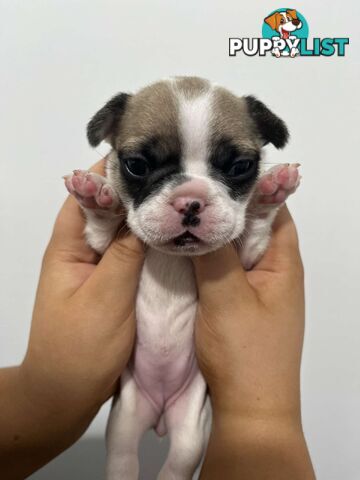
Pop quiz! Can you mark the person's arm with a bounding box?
[0,161,144,479]
[193,206,315,479]
[201,413,313,479]
[0,366,98,479]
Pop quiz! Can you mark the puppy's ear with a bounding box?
[87,93,131,147]
[245,96,289,149]
[264,12,281,31]
[286,9,298,19]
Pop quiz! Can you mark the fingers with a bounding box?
[192,244,254,310]
[254,205,303,276]
[47,196,96,263]
[82,233,144,311]
[272,205,299,248]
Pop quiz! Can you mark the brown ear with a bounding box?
[264,12,281,31]
[87,93,131,147]
[286,9,298,19]
[245,96,289,149]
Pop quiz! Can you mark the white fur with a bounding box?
[177,89,213,177]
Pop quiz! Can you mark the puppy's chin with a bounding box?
[150,241,219,257]
[140,231,241,257]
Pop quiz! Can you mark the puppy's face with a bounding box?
[88,77,288,255]
[265,10,302,36]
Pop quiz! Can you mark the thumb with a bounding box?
[83,233,144,311]
[192,244,254,313]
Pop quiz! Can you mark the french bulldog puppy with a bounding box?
[64,77,300,480]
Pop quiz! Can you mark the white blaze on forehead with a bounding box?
[176,89,213,176]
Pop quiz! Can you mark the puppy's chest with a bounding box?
[135,249,197,355]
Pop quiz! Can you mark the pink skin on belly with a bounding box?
[130,345,198,413]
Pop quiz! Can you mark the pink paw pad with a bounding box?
[257,163,301,205]
[63,170,117,209]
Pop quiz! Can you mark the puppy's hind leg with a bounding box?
[240,163,301,270]
[106,368,160,480]
[158,371,211,480]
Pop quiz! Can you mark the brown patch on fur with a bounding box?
[173,76,210,99]
[113,77,211,155]
[114,81,180,154]
[210,87,261,153]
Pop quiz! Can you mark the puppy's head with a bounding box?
[265,10,302,35]
[87,77,288,255]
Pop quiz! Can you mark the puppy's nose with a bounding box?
[292,18,300,26]
[170,179,209,227]
[172,197,205,215]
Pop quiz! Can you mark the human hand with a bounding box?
[193,206,304,419]
[0,160,143,478]
[192,206,315,479]
[22,160,143,413]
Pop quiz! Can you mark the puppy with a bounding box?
[64,77,300,479]
[265,9,303,57]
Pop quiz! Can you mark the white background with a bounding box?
[0,1,359,479]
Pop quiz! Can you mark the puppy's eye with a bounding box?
[225,159,255,178]
[124,155,150,178]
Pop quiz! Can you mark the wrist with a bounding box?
[201,410,315,480]
[211,408,304,446]
[209,379,302,431]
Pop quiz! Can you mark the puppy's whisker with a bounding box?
[94,148,105,158]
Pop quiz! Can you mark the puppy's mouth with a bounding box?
[150,228,232,256]
[173,231,201,247]
[282,29,290,39]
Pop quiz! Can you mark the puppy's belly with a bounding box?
[129,248,198,411]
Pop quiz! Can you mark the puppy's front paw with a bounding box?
[64,170,119,210]
[256,163,301,205]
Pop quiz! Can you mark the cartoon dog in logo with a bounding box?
[265,9,302,57]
